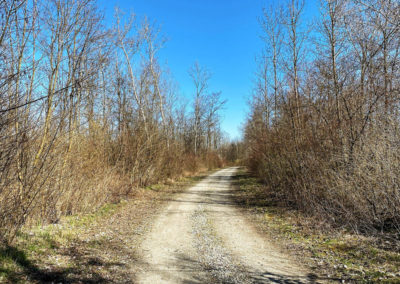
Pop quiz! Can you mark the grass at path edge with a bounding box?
[232,168,400,283]
[0,169,217,283]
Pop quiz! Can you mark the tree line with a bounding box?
[0,0,229,244]
[244,0,400,234]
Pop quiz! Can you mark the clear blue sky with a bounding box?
[98,0,319,140]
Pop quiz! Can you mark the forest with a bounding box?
[245,0,400,236]
[0,0,400,282]
[0,0,232,244]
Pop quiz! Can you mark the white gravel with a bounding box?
[191,206,251,284]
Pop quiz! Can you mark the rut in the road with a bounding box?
[135,167,312,284]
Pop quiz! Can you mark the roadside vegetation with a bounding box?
[0,0,239,247]
[2,0,399,282]
[234,169,400,283]
[245,0,400,243]
[0,172,212,283]
[243,1,400,281]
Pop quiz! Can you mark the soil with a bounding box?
[134,167,316,283]
[13,168,322,283]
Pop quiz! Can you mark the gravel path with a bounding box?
[135,167,314,283]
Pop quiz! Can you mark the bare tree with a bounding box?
[0,0,229,244]
[245,0,400,234]
[189,62,210,155]
[260,3,284,120]
[205,92,226,150]
[283,0,305,127]
[115,9,149,136]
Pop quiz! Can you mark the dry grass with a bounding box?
[0,122,224,245]
[233,169,400,283]
[245,118,400,236]
[0,170,211,283]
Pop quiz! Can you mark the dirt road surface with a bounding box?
[135,167,316,283]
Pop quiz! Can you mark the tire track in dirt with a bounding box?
[135,168,315,283]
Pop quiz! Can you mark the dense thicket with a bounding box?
[0,0,228,244]
[245,0,400,234]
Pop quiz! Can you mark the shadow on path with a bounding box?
[0,242,131,283]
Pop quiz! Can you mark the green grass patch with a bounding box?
[0,200,127,282]
[0,245,33,283]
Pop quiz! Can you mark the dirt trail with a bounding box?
[135,167,315,283]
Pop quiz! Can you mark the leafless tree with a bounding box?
[245,0,400,234]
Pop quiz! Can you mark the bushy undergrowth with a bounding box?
[234,171,400,282]
[245,120,400,235]
[0,124,224,244]
[246,0,400,237]
[0,0,228,245]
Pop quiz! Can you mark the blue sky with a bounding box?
[98,0,319,140]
